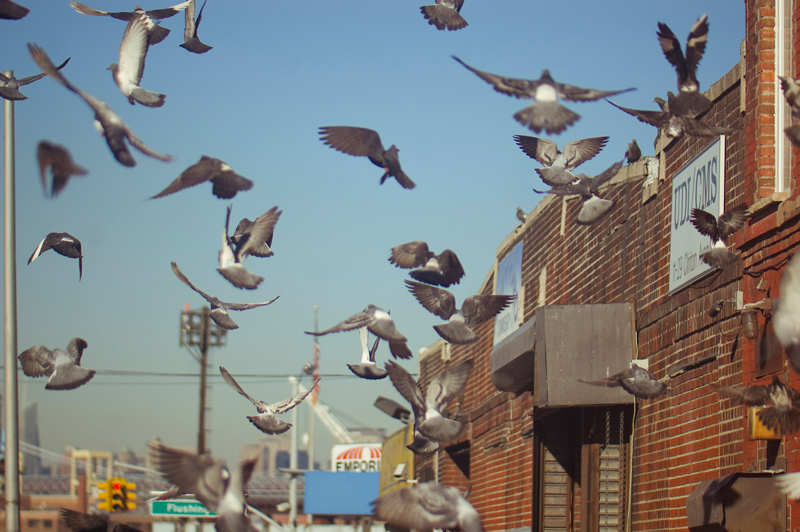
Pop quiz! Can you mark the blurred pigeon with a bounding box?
[171,262,279,330]
[18,338,94,390]
[60,508,143,532]
[516,207,527,224]
[220,366,319,434]
[626,139,641,163]
[775,473,800,500]
[389,241,465,287]
[780,76,800,121]
[690,204,748,269]
[348,327,387,380]
[181,0,212,53]
[772,252,800,371]
[68,0,191,45]
[785,124,800,149]
[606,99,734,140]
[654,95,669,111]
[405,280,514,345]
[151,156,253,199]
[217,206,263,290]
[537,159,624,225]
[453,56,634,134]
[372,482,484,532]
[718,375,800,436]
[0,0,28,19]
[37,141,88,197]
[28,44,171,167]
[0,57,69,101]
[386,359,474,443]
[231,206,282,259]
[28,232,83,280]
[109,12,166,107]
[305,304,412,359]
[148,440,259,532]
[420,0,467,31]
[513,134,608,186]
[578,364,668,399]
[319,126,416,189]
[657,14,712,116]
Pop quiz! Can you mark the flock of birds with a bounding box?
[4,1,800,531]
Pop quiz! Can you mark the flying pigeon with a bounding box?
[181,0,212,53]
[68,0,191,45]
[347,327,387,380]
[453,56,634,135]
[230,206,282,259]
[389,241,465,287]
[775,473,800,500]
[772,252,800,371]
[780,76,800,121]
[718,375,800,436]
[305,304,412,359]
[405,280,514,344]
[0,0,28,19]
[109,12,166,107]
[690,204,748,269]
[386,359,473,444]
[171,262,279,330]
[220,366,319,434]
[535,159,624,225]
[28,232,83,280]
[513,134,608,186]
[18,338,94,390]
[60,508,143,532]
[319,126,416,189]
[606,100,734,140]
[148,441,259,532]
[657,14,712,117]
[217,206,264,290]
[420,0,467,31]
[372,482,484,532]
[151,156,253,199]
[28,44,172,167]
[578,364,668,399]
[37,141,88,197]
[626,139,641,163]
[0,57,69,101]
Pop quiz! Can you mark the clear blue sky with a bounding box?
[2,1,744,468]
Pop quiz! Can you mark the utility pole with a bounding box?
[180,306,226,455]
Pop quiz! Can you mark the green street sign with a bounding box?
[150,500,216,517]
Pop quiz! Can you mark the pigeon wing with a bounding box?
[452,56,536,99]
[17,57,70,87]
[65,337,88,364]
[124,128,172,162]
[512,135,558,166]
[717,204,749,240]
[460,294,515,328]
[405,279,457,320]
[305,311,372,336]
[717,385,772,405]
[219,366,264,409]
[18,345,55,377]
[152,157,218,198]
[689,209,720,240]
[389,241,430,269]
[319,126,385,159]
[59,509,111,532]
[117,14,150,88]
[148,441,226,512]
[561,136,609,170]
[437,249,465,286]
[235,207,280,259]
[588,160,624,192]
[386,360,427,417]
[558,82,634,102]
[428,359,474,410]
[272,379,318,414]
[171,261,216,305]
[210,166,254,199]
[606,100,669,128]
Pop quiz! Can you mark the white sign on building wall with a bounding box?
[494,240,523,345]
[668,136,726,294]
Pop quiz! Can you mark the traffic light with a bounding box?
[109,477,136,511]
[97,480,112,511]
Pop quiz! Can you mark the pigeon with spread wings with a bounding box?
[305,304,412,359]
[68,0,190,44]
[718,376,800,436]
[607,99,734,140]
[453,56,634,135]
[513,134,608,187]
[217,206,274,290]
[535,159,623,225]
[37,141,87,197]
[28,232,83,280]
[657,14,712,116]
[109,12,166,107]
[420,0,467,31]
[690,204,749,269]
[230,206,282,259]
[18,338,94,390]
[389,241,465,287]
[372,482,484,532]
[28,44,171,167]
[181,0,212,53]
[220,366,318,434]
[151,156,253,199]
[579,364,669,399]
[348,327,387,380]
[0,57,69,101]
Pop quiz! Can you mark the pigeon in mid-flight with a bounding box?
[513,134,608,187]
[386,359,474,444]
[347,327,387,380]
[372,482,484,532]
[109,12,166,107]
[779,76,800,148]
[171,262,279,330]
[60,508,143,532]
[220,366,319,434]
[0,0,29,19]
[28,44,172,167]
[28,232,83,280]
[718,376,800,436]
[230,206,282,259]
[181,0,212,53]
[606,100,734,140]
[579,364,669,399]
[68,0,191,45]
[453,56,634,134]
[536,159,624,225]
[405,280,515,344]
[0,57,69,101]
[305,305,412,359]
[774,252,800,372]
[420,0,467,31]
[389,241,465,287]
[657,14,712,117]
[626,139,642,163]
[18,338,94,390]
[37,141,88,197]
[151,156,253,199]
[690,204,749,269]
[319,126,416,189]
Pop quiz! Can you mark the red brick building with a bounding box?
[408,1,800,530]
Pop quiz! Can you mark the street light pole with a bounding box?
[288,376,298,532]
